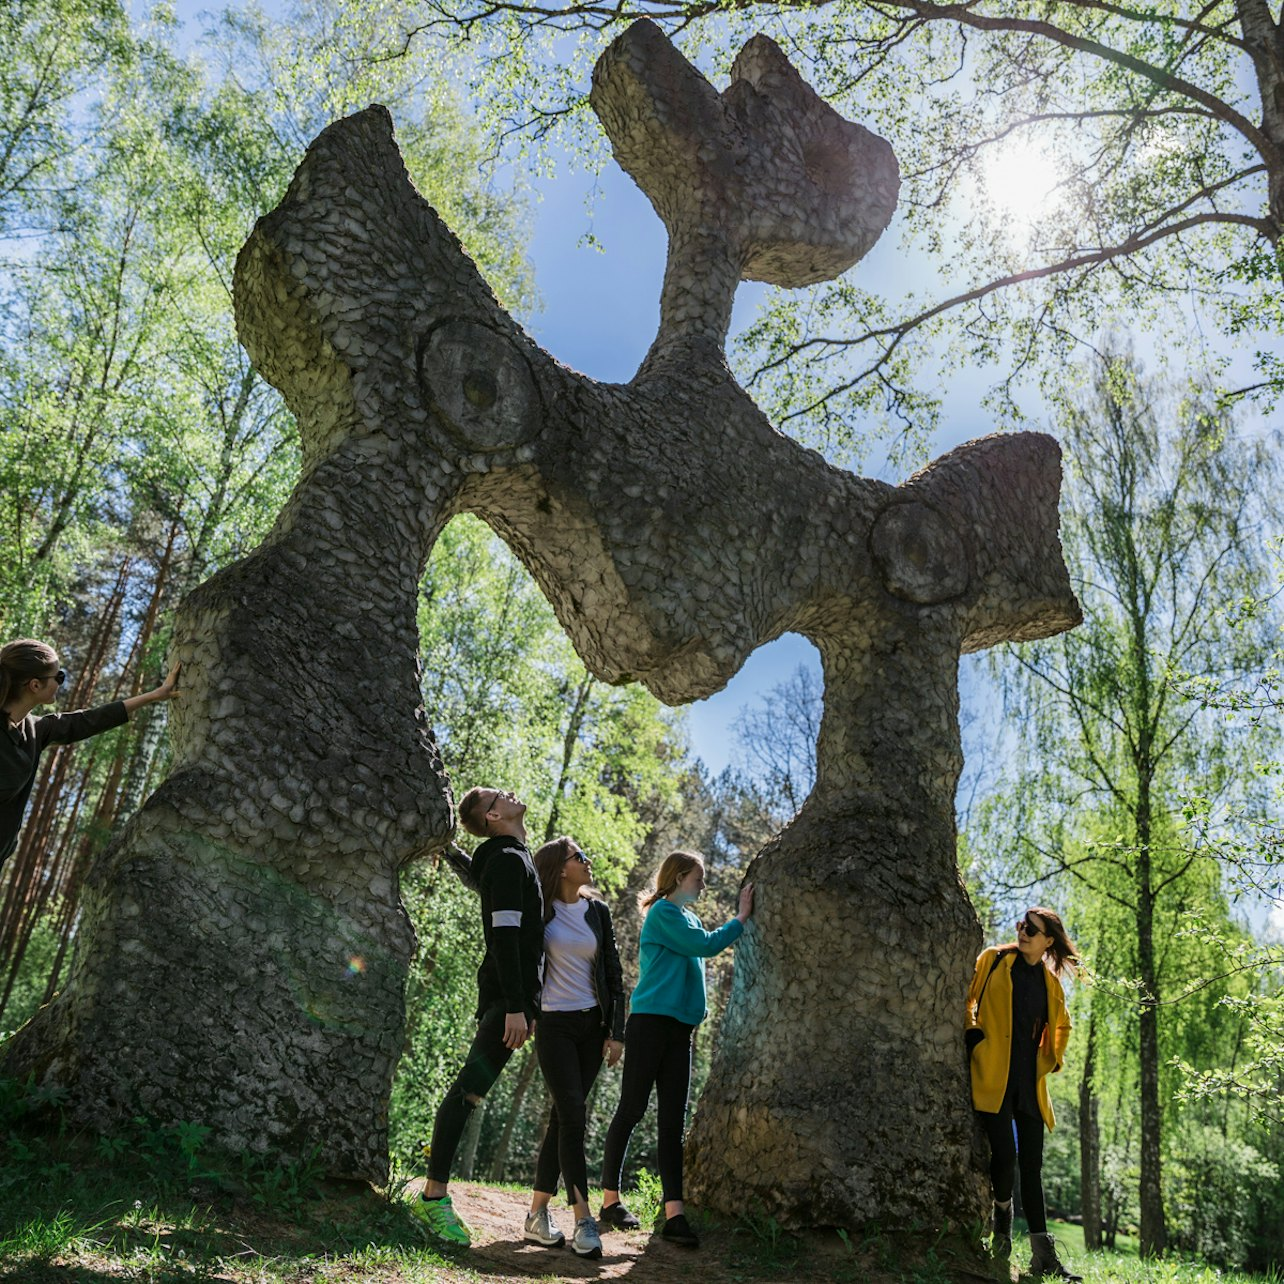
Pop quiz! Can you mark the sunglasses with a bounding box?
[37,670,66,687]
[1016,916,1048,938]
[565,849,590,865]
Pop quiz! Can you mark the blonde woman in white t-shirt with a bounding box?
[522,835,626,1259]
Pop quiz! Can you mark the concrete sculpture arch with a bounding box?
[2,20,1080,1229]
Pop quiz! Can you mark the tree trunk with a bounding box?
[1136,868,1166,1254]
[1,363,458,1183]
[1079,1016,1102,1250]
[457,1097,486,1180]
[686,609,987,1231]
[489,1048,541,1181]
[1134,745,1167,1257]
[545,675,593,840]
[1236,0,1284,256]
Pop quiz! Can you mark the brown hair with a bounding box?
[0,639,58,711]
[533,835,601,924]
[1016,906,1080,978]
[641,850,704,910]
[457,786,493,838]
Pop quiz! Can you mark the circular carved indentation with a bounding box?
[462,369,497,410]
[418,320,537,451]
[869,501,969,605]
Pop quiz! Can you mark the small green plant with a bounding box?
[238,1145,325,1214]
[381,1153,414,1203]
[95,1133,129,1162]
[731,1204,799,1266]
[123,1116,222,1188]
[629,1166,664,1228]
[903,1247,952,1284]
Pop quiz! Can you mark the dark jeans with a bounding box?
[978,1089,1047,1234]
[601,1012,694,1204]
[427,1003,514,1183]
[532,1007,605,1205]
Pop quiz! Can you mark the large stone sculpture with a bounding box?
[2,20,1079,1227]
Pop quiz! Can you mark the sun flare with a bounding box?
[981,140,1063,227]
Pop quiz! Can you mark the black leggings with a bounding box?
[600,1012,694,1204]
[427,1003,514,1183]
[533,1007,605,1205]
[977,1094,1047,1234]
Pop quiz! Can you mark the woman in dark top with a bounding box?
[965,907,1080,1281]
[523,835,626,1260]
[1,638,180,866]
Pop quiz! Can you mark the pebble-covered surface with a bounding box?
[2,19,1081,1220]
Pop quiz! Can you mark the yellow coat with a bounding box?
[965,946,1071,1130]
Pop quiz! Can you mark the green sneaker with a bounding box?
[410,1192,472,1247]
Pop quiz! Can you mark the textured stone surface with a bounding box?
[1,19,1080,1219]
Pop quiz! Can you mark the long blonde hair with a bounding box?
[641,851,703,910]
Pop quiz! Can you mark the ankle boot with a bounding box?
[991,1202,1013,1259]
[1028,1231,1082,1281]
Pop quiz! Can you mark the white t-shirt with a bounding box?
[541,898,599,1011]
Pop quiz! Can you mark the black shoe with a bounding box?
[1028,1232,1082,1281]
[599,1201,641,1231]
[659,1213,699,1247]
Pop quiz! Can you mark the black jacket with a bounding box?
[584,898,627,1044]
[444,843,626,1041]
[471,833,544,1021]
[1,701,128,866]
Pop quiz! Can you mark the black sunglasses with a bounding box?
[1016,916,1047,938]
[39,670,66,687]
[564,848,590,865]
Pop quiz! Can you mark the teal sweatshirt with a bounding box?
[629,897,744,1026]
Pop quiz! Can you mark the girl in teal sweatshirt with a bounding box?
[598,851,753,1248]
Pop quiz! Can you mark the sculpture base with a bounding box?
[1,794,416,1182]
[686,801,988,1232]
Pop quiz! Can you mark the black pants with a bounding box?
[532,1007,605,1205]
[977,1091,1047,1234]
[601,1012,694,1204]
[428,1003,514,1183]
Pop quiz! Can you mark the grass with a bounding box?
[0,1111,469,1284]
[1007,1220,1282,1284]
[1,1093,1279,1284]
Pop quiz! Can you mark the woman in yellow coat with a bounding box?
[965,907,1079,1281]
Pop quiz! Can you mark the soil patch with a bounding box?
[409,1180,986,1283]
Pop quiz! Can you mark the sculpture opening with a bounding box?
[709,634,822,823]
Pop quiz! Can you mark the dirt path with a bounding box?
[408,1180,703,1281]
[407,1179,840,1283]
[406,1181,994,1284]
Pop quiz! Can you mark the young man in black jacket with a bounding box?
[411,786,544,1247]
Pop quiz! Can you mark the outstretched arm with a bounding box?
[122,662,181,716]
[440,842,478,891]
[645,897,746,958]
